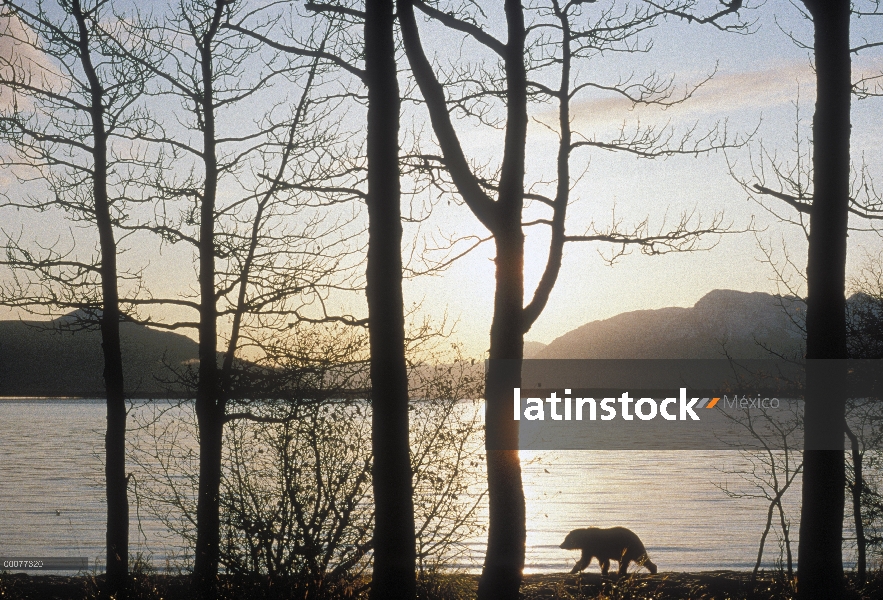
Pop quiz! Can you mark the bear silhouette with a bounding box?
[560,527,657,576]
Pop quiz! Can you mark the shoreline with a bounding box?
[1,570,879,599]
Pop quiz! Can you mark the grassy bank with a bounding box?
[2,570,882,600]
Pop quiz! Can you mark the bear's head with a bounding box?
[559,529,584,550]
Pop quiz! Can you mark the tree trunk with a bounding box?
[193,402,223,598]
[70,1,129,595]
[101,300,128,600]
[364,0,417,596]
[776,498,793,579]
[846,426,866,586]
[478,1,528,592]
[397,0,530,595]
[797,1,851,598]
[97,157,128,600]
[752,499,776,584]
[479,231,526,600]
[192,20,222,596]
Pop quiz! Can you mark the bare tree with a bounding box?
[843,255,883,585]
[224,2,420,595]
[726,244,883,587]
[105,4,360,596]
[715,402,803,585]
[363,0,418,594]
[396,0,747,595]
[844,401,883,586]
[732,2,883,594]
[0,2,157,595]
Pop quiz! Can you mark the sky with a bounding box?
[395,0,883,356]
[1,0,882,359]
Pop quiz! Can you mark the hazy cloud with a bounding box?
[562,61,815,128]
[552,56,883,131]
[0,13,64,110]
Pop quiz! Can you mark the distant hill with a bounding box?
[0,313,199,397]
[523,341,547,359]
[535,289,806,359]
[0,290,840,395]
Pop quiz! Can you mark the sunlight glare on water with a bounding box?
[0,399,855,574]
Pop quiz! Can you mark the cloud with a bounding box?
[561,61,815,128]
[0,12,65,110]
[553,55,883,131]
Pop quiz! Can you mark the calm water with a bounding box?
[0,399,852,574]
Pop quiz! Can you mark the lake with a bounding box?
[0,398,854,574]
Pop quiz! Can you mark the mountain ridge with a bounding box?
[0,290,817,396]
[534,289,806,359]
[0,314,199,397]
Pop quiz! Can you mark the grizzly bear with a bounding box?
[560,527,657,576]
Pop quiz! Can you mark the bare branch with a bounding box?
[222,23,366,82]
[411,0,506,57]
[304,1,367,19]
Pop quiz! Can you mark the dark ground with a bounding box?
[2,570,883,600]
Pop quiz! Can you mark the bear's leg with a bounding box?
[570,553,591,574]
[617,559,630,576]
[600,559,610,576]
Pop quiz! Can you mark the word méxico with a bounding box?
[513,388,718,421]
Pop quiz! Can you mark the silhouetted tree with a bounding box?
[363,0,419,594]
[225,2,419,594]
[109,4,357,596]
[397,0,746,596]
[840,256,883,585]
[0,2,154,596]
[355,0,421,596]
[715,401,802,584]
[737,1,882,594]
